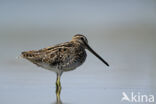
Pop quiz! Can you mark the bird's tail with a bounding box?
[21,51,37,59]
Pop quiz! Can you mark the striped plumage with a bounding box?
[21,34,109,101]
[22,41,87,74]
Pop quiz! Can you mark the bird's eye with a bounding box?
[81,37,84,40]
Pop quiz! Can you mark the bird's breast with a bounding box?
[60,48,87,71]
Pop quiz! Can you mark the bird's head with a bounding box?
[72,34,109,67]
[72,34,88,45]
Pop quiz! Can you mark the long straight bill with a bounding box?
[83,41,109,67]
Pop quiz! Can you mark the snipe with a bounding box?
[21,34,109,102]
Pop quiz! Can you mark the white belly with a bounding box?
[38,62,61,74]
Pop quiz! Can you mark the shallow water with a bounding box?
[0,58,155,104]
[0,1,156,104]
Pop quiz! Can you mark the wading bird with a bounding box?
[21,34,109,102]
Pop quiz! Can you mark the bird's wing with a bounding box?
[21,42,75,67]
[42,43,75,66]
[21,50,45,66]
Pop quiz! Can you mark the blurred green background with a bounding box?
[0,0,156,104]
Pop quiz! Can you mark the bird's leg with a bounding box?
[56,73,62,103]
[56,73,61,93]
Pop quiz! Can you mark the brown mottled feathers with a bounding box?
[21,41,87,71]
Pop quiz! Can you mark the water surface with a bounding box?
[0,1,156,104]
